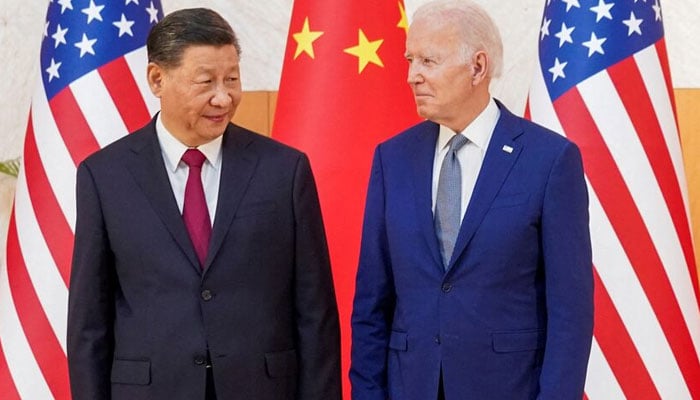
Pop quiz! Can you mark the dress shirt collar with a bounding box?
[436,97,501,151]
[155,113,223,172]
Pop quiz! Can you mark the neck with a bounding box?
[447,93,490,133]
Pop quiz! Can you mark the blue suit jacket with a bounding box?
[67,119,341,400]
[350,102,593,400]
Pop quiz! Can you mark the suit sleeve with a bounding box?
[538,142,594,400]
[291,153,342,400]
[67,161,115,400]
[350,146,396,400]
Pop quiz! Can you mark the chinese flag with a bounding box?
[272,0,419,396]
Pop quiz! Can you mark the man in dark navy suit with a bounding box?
[67,8,341,400]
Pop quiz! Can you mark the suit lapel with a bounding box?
[409,121,444,269]
[204,124,258,270]
[448,103,524,270]
[125,120,202,272]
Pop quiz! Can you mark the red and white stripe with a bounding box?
[528,39,700,399]
[0,46,157,400]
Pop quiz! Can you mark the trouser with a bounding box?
[438,368,445,400]
[205,353,216,400]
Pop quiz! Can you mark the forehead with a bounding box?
[177,44,240,68]
[406,17,461,54]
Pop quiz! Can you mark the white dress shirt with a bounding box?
[156,114,222,225]
[431,98,500,220]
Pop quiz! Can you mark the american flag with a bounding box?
[526,0,700,398]
[0,0,162,398]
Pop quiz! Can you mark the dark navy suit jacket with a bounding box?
[350,102,593,400]
[67,119,341,400]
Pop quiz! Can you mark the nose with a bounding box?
[210,84,233,107]
[407,61,423,85]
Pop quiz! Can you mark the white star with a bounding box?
[549,58,568,82]
[82,0,104,24]
[44,21,50,38]
[590,0,614,22]
[58,0,73,14]
[555,22,575,48]
[561,0,580,12]
[113,14,135,37]
[126,0,139,4]
[623,11,643,36]
[540,17,551,40]
[51,24,68,48]
[652,1,662,21]
[75,33,97,57]
[582,32,607,57]
[46,58,62,82]
[146,2,159,23]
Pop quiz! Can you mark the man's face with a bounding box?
[405,18,476,131]
[148,44,242,147]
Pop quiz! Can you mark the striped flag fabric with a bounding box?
[526,0,700,398]
[0,1,162,398]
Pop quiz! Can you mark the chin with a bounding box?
[208,120,229,133]
[416,108,432,121]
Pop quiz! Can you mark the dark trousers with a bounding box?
[437,368,445,400]
[205,366,216,400]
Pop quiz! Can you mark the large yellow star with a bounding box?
[293,17,323,59]
[343,29,384,74]
[397,2,409,34]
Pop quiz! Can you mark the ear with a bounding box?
[471,51,489,86]
[147,62,165,97]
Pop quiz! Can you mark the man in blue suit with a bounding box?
[350,1,593,399]
[67,8,341,400]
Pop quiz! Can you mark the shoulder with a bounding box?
[369,120,438,163]
[227,124,303,156]
[497,101,578,154]
[223,123,310,171]
[381,120,437,148]
[79,118,156,170]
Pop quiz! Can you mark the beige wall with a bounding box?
[233,92,278,136]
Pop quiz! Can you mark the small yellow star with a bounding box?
[397,2,409,34]
[293,17,324,59]
[343,29,384,74]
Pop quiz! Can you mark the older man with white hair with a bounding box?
[350,1,594,399]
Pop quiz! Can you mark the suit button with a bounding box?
[194,355,206,365]
[441,283,452,293]
[201,290,213,301]
[434,335,441,344]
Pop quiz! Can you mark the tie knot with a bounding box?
[448,134,468,153]
[182,149,206,169]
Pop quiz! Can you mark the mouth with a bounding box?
[204,114,229,123]
[413,94,432,103]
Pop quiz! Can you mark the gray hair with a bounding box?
[147,8,241,69]
[413,0,503,78]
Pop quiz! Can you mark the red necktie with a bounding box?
[181,149,211,268]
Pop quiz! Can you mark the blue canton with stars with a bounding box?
[539,0,664,101]
[41,0,163,100]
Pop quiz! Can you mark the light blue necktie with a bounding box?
[435,134,469,269]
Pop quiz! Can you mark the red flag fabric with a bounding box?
[526,0,700,398]
[272,1,420,396]
[0,1,163,398]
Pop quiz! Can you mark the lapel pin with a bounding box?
[502,145,513,153]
